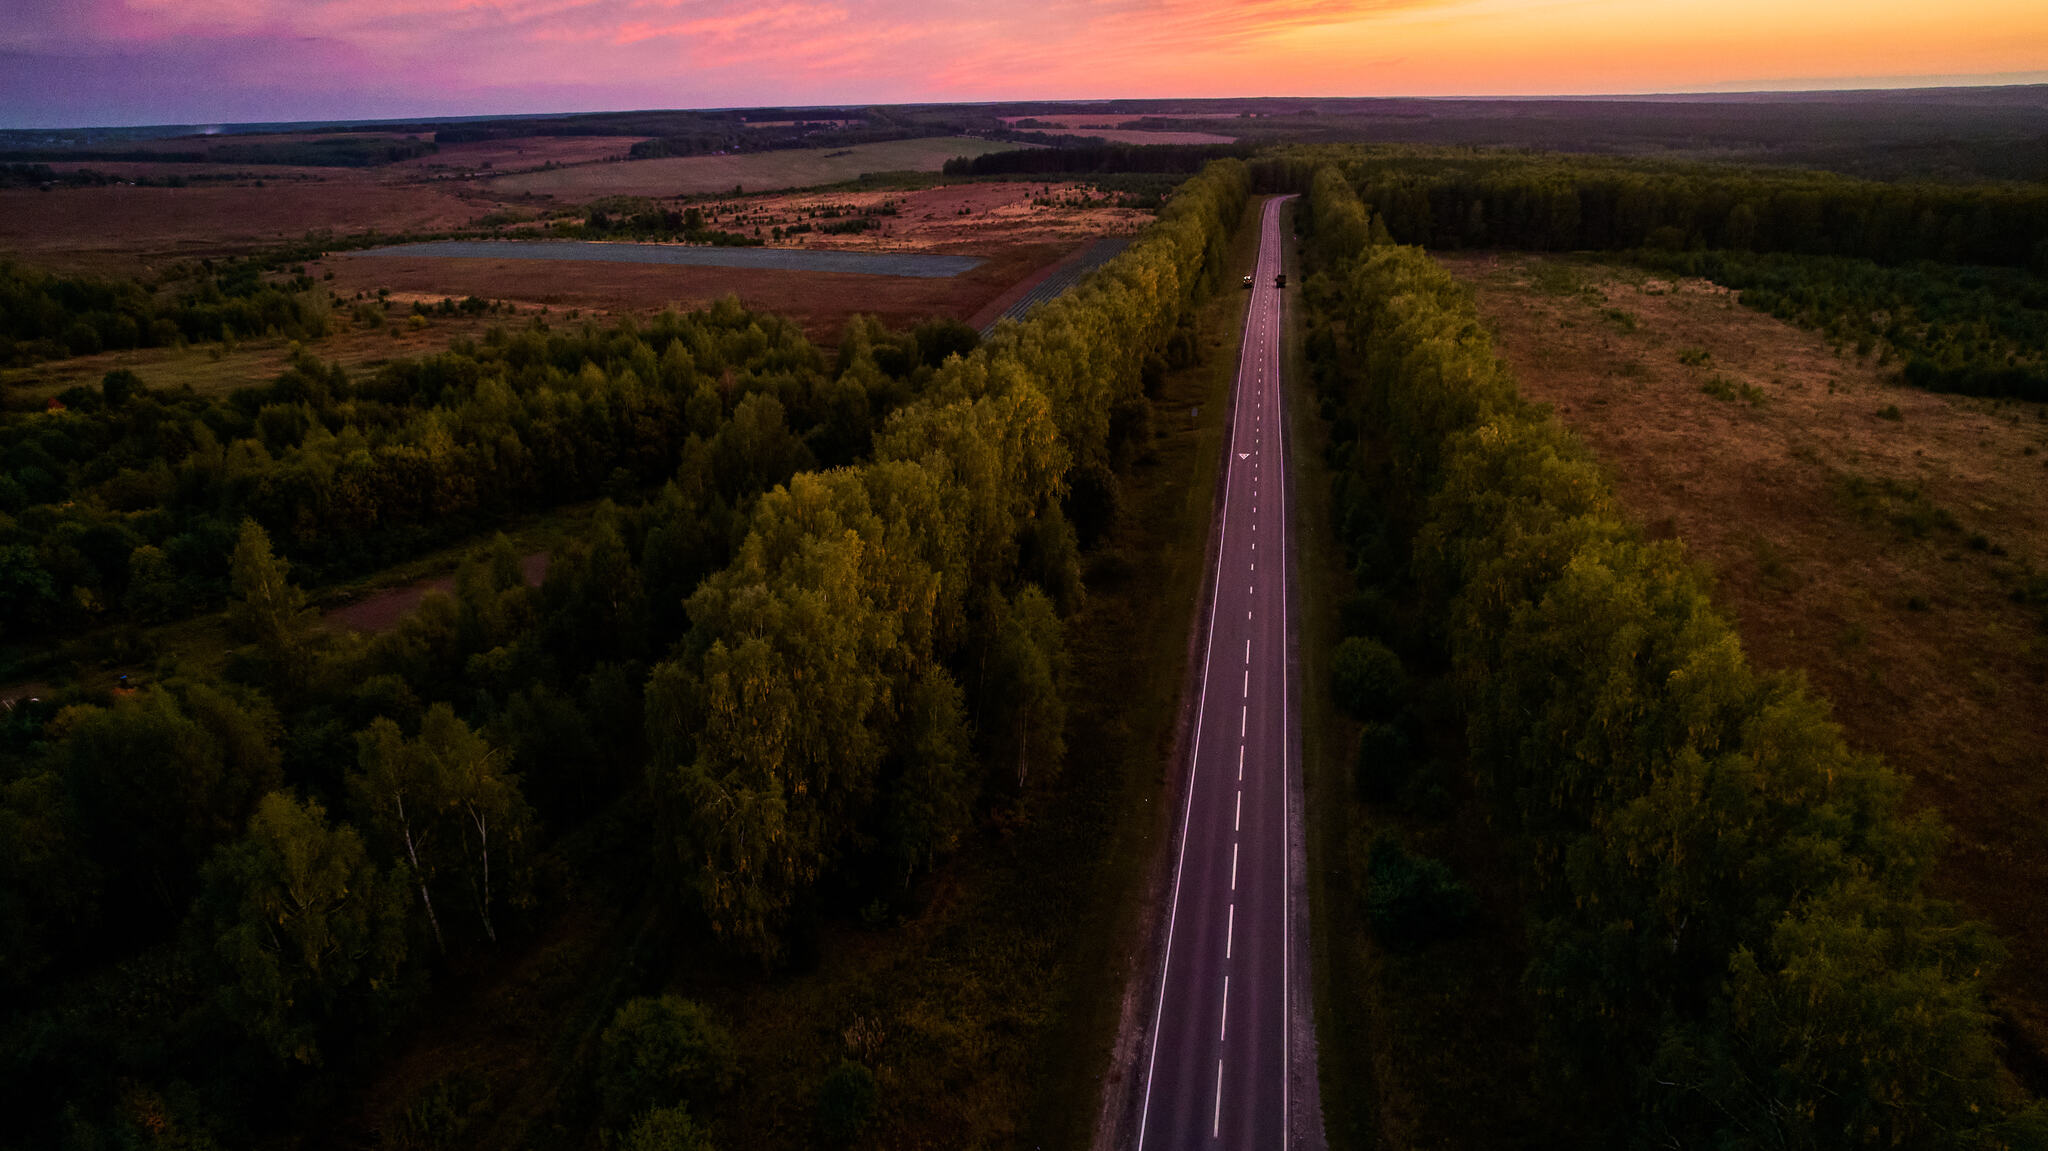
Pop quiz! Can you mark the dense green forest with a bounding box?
[1255,146,2048,404]
[0,161,1248,1148]
[1270,147,2048,269]
[0,259,330,367]
[1292,162,2047,1147]
[943,142,1254,177]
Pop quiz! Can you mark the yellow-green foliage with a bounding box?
[1302,165,2039,1148]
[645,162,1252,959]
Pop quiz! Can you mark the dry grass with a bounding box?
[489,138,1018,199]
[1439,251,2048,1080]
[1,311,528,404]
[0,179,480,273]
[386,136,651,176]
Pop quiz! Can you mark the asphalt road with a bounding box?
[354,239,983,278]
[1137,195,1307,1149]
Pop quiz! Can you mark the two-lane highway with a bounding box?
[1137,195,1310,1149]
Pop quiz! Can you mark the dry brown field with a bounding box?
[309,181,1145,340]
[1439,251,2048,1080]
[385,135,651,174]
[320,242,1063,343]
[0,178,481,274]
[489,136,1015,198]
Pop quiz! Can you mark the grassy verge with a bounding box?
[1282,200,1377,1150]
[1288,205,1547,1150]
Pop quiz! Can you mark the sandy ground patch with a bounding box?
[1439,250,2048,1080]
[691,181,1150,249]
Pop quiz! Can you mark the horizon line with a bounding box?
[5,73,2046,135]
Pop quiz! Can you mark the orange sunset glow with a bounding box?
[4,0,2046,124]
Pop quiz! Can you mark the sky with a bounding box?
[3,0,2046,129]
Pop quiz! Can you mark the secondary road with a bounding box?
[1137,194,1309,1149]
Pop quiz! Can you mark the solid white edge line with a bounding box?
[1274,195,1295,1151]
[1133,193,1260,1151]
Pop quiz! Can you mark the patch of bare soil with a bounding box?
[1439,251,2048,1080]
[323,553,547,632]
[654,180,1150,250]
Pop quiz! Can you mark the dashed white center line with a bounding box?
[1213,1060,1224,1137]
[1234,790,1241,831]
[1220,974,1230,1040]
[1231,841,1239,887]
[1226,904,1235,961]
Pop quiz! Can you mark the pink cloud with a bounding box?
[2,0,2043,127]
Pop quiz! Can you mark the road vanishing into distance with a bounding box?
[1137,195,1313,1149]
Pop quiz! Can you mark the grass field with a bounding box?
[1440,250,2048,1093]
[490,137,1022,199]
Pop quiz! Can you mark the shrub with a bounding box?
[1353,721,1412,802]
[1363,835,1474,950]
[815,1060,876,1145]
[620,1105,714,1151]
[101,368,142,406]
[1331,635,1407,722]
[597,996,736,1127]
